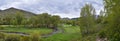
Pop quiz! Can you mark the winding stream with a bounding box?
[0,28,64,38]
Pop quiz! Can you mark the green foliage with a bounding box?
[0,32,5,39]
[29,13,60,28]
[96,10,105,24]
[98,31,106,38]
[79,4,96,35]
[4,34,21,41]
[20,36,31,41]
[0,10,60,29]
[0,11,26,25]
[0,14,13,25]
[51,15,60,27]
[30,32,41,41]
[0,26,5,30]
[13,11,25,25]
[81,34,96,41]
[0,32,42,41]
[103,0,120,41]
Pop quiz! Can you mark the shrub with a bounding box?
[0,32,5,39]
[4,34,21,41]
[20,36,31,41]
[30,32,41,41]
[98,31,106,38]
[0,26,5,30]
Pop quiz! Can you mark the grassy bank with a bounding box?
[0,26,52,35]
[0,25,83,41]
[41,25,82,41]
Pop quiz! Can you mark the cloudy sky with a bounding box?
[0,0,103,18]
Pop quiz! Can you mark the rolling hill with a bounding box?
[0,7,36,18]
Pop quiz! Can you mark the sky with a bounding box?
[0,0,103,18]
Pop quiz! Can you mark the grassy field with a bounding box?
[63,25,80,33]
[0,26,52,35]
[41,25,82,41]
[0,25,82,41]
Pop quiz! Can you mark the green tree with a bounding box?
[2,15,11,25]
[51,15,60,28]
[13,11,25,25]
[30,13,51,28]
[1,14,14,25]
[96,10,105,24]
[79,4,96,35]
[103,0,120,41]
[37,13,51,27]
[29,13,60,28]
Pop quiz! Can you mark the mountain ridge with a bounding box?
[0,7,36,18]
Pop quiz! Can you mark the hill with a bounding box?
[0,7,36,18]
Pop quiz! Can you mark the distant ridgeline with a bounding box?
[0,7,61,27]
[0,7,36,18]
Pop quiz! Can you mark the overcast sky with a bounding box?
[0,0,103,18]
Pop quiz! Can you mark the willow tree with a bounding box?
[103,0,120,41]
[80,4,96,35]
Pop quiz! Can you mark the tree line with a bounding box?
[0,12,60,29]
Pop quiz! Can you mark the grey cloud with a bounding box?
[0,0,103,18]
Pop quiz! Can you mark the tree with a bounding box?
[2,15,11,25]
[13,11,25,25]
[50,15,60,28]
[1,14,14,25]
[103,0,120,41]
[27,13,61,29]
[37,13,51,28]
[79,4,96,35]
[96,10,105,24]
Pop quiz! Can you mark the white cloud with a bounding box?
[20,0,41,5]
[0,0,103,18]
[0,2,21,10]
[52,13,79,18]
[0,0,41,10]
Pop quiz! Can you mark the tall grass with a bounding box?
[0,32,41,41]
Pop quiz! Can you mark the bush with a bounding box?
[4,34,21,41]
[0,26,5,30]
[0,32,5,39]
[20,36,31,41]
[81,35,96,41]
[98,31,106,38]
[30,32,41,41]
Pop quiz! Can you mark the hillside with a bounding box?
[0,7,36,18]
